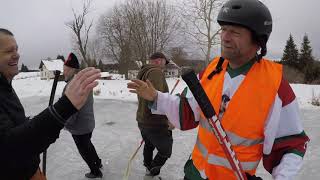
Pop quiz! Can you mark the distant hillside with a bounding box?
[282,65,305,84]
[282,62,320,84]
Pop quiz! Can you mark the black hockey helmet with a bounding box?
[217,0,272,58]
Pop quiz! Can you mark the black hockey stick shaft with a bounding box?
[181,69,215,118]
[181,69,247,180]
[42,70,60,175]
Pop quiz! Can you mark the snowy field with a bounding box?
[12,72,320,180]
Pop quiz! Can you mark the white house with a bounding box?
[127,60,142,80]
[127,60,180,79]
[39,59,64,80]
[164,61,180,78]
[128,70,140,80]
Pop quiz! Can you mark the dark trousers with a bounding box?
[72,132,101,173]
[140,128,173,173]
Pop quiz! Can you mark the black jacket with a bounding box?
[0,74,77,180]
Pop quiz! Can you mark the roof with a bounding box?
[166,61,181,69]
[40,59,64,71]
[100,72,110,78]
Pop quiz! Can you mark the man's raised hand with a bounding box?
[127,79,157,101]
[65,67,101,110]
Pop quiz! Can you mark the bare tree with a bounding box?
[66,0,93,66]
[97,5,133,77]
[170,46,188,67]
[87,37,105,66]
[179,0,223,65]
[126,0,180,64]
[97,0,180,78]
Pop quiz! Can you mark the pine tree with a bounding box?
[170,47,187,67]
[299,34,318,83]
[98,60,104,71]
[281,34,299,68]
[299,34,314,71]
[91,59,97,67]
[56,55,65,62]
[85,58,97,67]
[80,60,87,69]
[20,64,25,72]
[20,63,29,72]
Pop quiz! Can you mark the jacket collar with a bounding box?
[0,73,12,90]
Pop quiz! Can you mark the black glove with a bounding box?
[246,173,263,180]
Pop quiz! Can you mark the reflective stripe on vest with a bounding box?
[199,118,264,146]
[196,136,260,171]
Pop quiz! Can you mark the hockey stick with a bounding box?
[122,139,144,180]
[168,79,180,130]
[170,79,180,94]
[182,69,247,180]
[42,70,60,175]
[123,78,181,180]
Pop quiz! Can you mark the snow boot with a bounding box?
[144,172,162,180]
[143,176,162,180]
[149,166,161,176]
[96,159,103,169]
[85,169,103,179]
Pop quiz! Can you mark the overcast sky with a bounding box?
[1,0,319,69]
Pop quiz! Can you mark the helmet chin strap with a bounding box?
[207,57,225,80]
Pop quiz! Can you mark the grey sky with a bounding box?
[1,0,319,69]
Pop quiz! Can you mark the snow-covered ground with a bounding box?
[12,73,320,180]
[12,73,320,108]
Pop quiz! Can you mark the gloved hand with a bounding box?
[246,173,263,180]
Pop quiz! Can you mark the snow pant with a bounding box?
[72,132,101,174]
[140,128,173,175]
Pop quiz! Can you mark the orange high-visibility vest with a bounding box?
[30,168,47,180]
[192,57,282,180]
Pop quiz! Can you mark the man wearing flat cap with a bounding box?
[135,52,172,178]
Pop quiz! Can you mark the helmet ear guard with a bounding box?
[252,33,268,61]
[217,0,272,59]
[258,37,267,60]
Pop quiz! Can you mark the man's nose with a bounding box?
[13,52,20,59]
[221,31,231,42]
